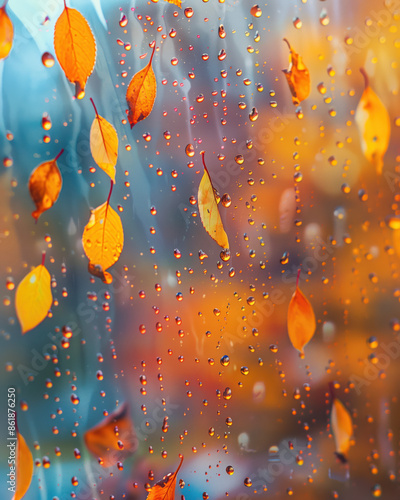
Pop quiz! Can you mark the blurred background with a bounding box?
[1,0,400,499]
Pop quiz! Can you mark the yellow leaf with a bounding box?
[82,186,124,284]
[54,0,96,99]
[0,0,13,60]
[12,431,34,500]
[282,38,310,106]
[198,153,229,249]
[90,98,118,183]
[146,456,184,500]
[84,402,137,467]
[287,270,316,357]
[28,149,63,221]
[330,390,353,463]
[126,43,157,128]
[355,68,391,175]
[163,0,182,7]
[15,256,52,334]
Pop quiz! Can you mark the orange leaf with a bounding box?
[330,387,353,463]
[90,98,118,183]
[163,0,182,7]
[54,0,96,99]
[287,270,316,357]
[146,456,184,500]
[355,68,390,175]
[198,153,229,249]
[126,43,157,128]
[15,254,52,334]
[82,183,124,284]
[0,0,13,60]
[84,402,137,467]
[12,430,34,500]
[282,38,310,106]
[29,149,63,221]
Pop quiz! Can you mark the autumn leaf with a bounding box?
[163,0,182,7]
[15,254,52,334]
[330,384,353,463]
[146,456,184,500]
[282,38,310,106]
[287,270,316,357]
[355,68,391,175]
[198,152,229,249]
[126,42,157,128]
[90,98,118,182]
[29,149,63,221]
[0,0,13,60]
[84,402,137,467]
[12,430,34,500]
[82,182,124,284]
[54,0,96,99]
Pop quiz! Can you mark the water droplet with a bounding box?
[226,465,234,475]
[250,4,262,17]
[41,52,55,68]
[293,17,302,29]
[221,193,231,207]
[119,13,128,27]
[249,107,259,121]
[185,144,195,157]
[220,355,230,366]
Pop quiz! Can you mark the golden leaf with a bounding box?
[282,38,310,106]
[54,0,96,99]
[90,98,118,182]
[15,255,52,334]
[146,456,184,500]
[12,431,34,500]
[198,153,229,249]
[0,0,13,60]
[287,270,316,357]
[330,388,353,463]
[163,0,182,7]
[84,402,137,467]
[126,43,157,128]
[29,149,63,221]
[82,185,124,284]
[355,68,391,175]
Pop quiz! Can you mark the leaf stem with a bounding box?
[360,67,369,89]
[283,38,291,50]
[54,148,64,162]
[149,41,156,65]
[41,251,46,267]
[90,97,98,117]
[296,268,301,288]
[107,180,114,206]
[63,0,67,9]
